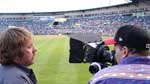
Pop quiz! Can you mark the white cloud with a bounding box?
[0,0,129,13]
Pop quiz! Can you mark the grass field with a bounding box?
[31,35,92,84]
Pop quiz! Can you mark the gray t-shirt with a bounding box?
[0,64,37,84]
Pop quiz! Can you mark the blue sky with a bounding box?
[0,0,131,13]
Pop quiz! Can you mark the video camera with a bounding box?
[87,42,117,74]
[68,33,117,74]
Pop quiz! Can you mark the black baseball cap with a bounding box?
[104,25,150,50]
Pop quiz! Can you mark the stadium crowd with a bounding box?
[0,9,150,36]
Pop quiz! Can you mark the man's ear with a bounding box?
[122,46,129,57]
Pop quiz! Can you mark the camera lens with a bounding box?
[89,62,101,74]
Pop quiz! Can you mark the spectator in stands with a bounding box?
[88,25,150,84]
[0,27,37,84]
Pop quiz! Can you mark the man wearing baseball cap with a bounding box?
[88,25,150,84]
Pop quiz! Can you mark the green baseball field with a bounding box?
[31,35,92,84]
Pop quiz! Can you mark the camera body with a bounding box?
[69,34,117,74]
[86,42,117,74]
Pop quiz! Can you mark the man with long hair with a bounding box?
[0,27,37,84]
